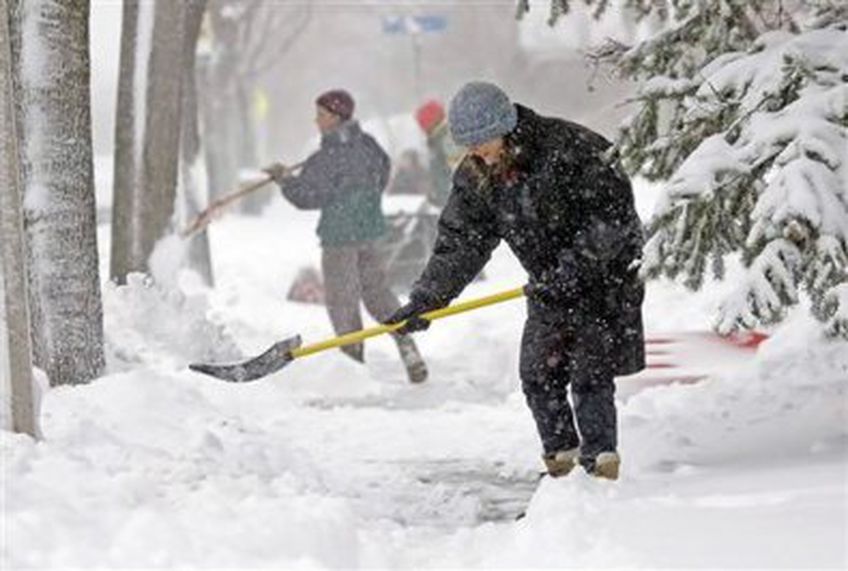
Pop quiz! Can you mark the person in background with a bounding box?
[386,149,433,197]
[415,99,464,209]
[264,89,428,384]
[389,82,646,478]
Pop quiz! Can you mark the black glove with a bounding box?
[385,294,441,334]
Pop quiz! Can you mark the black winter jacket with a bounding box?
[410,105,645,375]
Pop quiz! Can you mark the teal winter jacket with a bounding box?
[281,121,390,247]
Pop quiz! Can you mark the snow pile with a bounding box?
[436,310,847,569]
[102,273,240,371]
[621,310,847,471]
[148,233,192,289]
[1,371,359,569]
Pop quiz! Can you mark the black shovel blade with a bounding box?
[188,335,303,382]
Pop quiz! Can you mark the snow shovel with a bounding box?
[181,161,305,238]
[189,286,526,382]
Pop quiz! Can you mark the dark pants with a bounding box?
[321,243,401,360]
[519,310,618,461]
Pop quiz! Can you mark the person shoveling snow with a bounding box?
[262,89,428,384]
[386,81,646,481]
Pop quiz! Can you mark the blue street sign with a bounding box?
[382,15,448,35]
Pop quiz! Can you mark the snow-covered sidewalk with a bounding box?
[3,196,846,569]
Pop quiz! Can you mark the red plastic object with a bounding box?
[725,331,769,349]
[646,337,677,345]
[415,100,445,134]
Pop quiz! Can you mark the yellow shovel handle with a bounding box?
[290,286,525,359]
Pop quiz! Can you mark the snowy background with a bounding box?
[3,173,846,568]
[2,1,847,569]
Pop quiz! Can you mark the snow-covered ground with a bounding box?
[2,179,846,569]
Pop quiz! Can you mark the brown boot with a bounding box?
[542,447,579,478]
[590,451,620,481]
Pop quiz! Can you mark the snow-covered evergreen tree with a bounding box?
[524,1,848,338]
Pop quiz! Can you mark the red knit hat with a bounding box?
[415,100,445,134]
[316,89,355,120]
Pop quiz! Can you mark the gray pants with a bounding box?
[321,243,401,361]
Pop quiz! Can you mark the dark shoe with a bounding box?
[542,447,579,478]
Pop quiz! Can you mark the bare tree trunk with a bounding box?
[112,0,212,285]
[198,54,239,203]
[181,0,214,285]
[235,80,259,169]
[236,79,268,215]
[202,1,248,206]
[9,0,105,386]
[181,0,206,169]
[0,0,38,436]
[110,0,187,282]
[110,0,139,284]
[136,0,185,269]
[203,0,312,209]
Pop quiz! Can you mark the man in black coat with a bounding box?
[387,82,645,480]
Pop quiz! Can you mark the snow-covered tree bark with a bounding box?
[0,0,38,436]
[526,0,848,338]
[9,0,105,385]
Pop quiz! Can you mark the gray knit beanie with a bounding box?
[448,81,517,147]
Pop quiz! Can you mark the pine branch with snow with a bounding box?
[528,1,848,338]
[644,21,848,338]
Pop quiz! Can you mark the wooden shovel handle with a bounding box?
[181,161,305,238]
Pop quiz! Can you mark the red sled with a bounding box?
[616,331,768,399]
